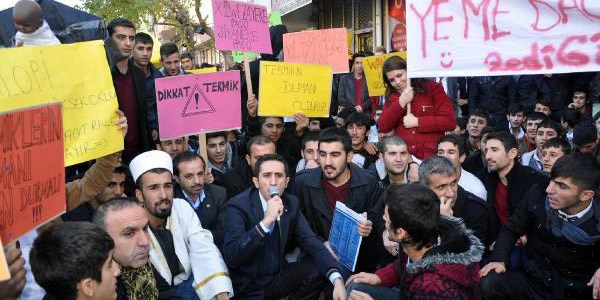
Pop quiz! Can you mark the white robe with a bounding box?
[149,198,233,299]
[14,20,60,46]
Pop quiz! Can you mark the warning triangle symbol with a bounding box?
[182,84,216,117]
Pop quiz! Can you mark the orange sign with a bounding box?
[283,28,350,74]
[0,103,66,243]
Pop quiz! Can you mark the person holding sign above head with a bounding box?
[377,56,456,160]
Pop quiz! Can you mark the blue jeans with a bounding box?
[175,274,200,300]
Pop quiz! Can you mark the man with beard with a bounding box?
[293,127,386,274]
[378,136,419,186]
[129,150,233,299]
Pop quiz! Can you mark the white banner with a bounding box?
[406,0,600,78]
[272,0,311,16]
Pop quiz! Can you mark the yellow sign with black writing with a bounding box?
[188,67,217,74]
[363,52,407,97]
[259,61,332,117]
[0,40,123,166]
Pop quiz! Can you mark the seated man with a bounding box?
[480,155,600,299]
[206,131,240,186]
[377,136,419,186]
[520,119,561,172]
[223,154,346,299]
[173,151,227,249]
[345,112,378,169]
[129,150,233,299]
[295,132,320,173]
[156,136,188,159]
[437,134,487,200]
[30,222,121,300]
[533,98,552,116]
[540,137,571,174]
[346,184,483,299]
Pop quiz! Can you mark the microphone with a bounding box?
[268,186,282,222]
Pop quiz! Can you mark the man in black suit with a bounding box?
[223,154,346,300]
[419,156,490,245]
[173,151,227,248]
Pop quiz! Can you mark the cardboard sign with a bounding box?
[232,51,260,63]
[0,40,123,166]
[212,0,272,54]
[0,238,9,280]
[259,61,332,117]
[155,71,241,139]
[188,67,218,74]
[363,52,408,97]
[269,11,283,26]
[406,0,600,77]
[0,103,66,244]
[283,28,349,73]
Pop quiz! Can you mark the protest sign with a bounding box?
[188,67,218,74]
[269,11,283,26]
[363,52,407,97]
[259,61,332,117]
[283,28,349,73]
[272,0,311,16]
[0,238,9,280]
[0,103,66,244]
[232,51,259,63]
[155,71,241,140]
[0,40,123,166]
[212,0,272,54]
[406,0,600,77]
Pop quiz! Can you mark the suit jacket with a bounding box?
[174,183,227,249]
[455,187,490,246]
[223,188,338,299]
[338,73,372,114]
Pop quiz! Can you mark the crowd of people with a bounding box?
[2,0,600,299]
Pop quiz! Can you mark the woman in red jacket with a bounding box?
[377,57,456,159]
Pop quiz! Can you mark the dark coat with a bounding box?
[174,183,227,249]
[338,73,372,114]
[222,161,254,199]
[468,76,517,125]
[515,75,551,110]
[292,165,387,272]
[481,163,548,245]
[455,187,490,246]
[223,188,338,299]
[491,182,600,298]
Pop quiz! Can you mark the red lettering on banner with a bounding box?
[556,35,589,66]
[433,0,453,41]
[410,1,435,58]
[529,0,600,32]
[462,0,491,39]
[491,0,510,39]
[591,33,600,64]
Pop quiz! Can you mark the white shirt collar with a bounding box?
[258,191,268,213]
[182,189,205,209]
[508,123,525,139]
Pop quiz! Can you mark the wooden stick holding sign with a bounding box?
[406,77,412,115]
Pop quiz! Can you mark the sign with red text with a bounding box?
[406,0,600,77]
[155,71,241,140]
[212,0,272,54]
[0,103,66,244]
[283,28,350,73]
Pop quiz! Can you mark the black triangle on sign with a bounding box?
[182,84,216,117]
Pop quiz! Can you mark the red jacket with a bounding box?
[377,81,456,159]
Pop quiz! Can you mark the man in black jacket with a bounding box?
[173,151,227,249]
[293,127,386,274]
[480,155,600,299]
[418,156,490,245]
[469,76,517,126]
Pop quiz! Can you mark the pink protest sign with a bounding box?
[283,28,349,74]
[212,0,272,54]
[155,71,241,140]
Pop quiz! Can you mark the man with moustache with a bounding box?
[129,150,233,299]
[293,127,386,274]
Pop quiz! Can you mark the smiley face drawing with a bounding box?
[440,52,454,68]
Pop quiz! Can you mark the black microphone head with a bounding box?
[268,186,279,198]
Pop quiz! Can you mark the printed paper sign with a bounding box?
[363,52,407,97]
[0,41,123,166]
[155,71,241,139]
[0,103,66,244]
[259,61,332,117]
[406,0,600,77]
[283,28,349,73]
[212,0,272,54]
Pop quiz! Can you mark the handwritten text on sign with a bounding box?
[259,61,332,117]
[0,41,123,166]
[363,52,407,97]
[212,0,272,54]
[0,104,66,244]
[283,28,350,74]
[155,71,242,140]
[406,0,600,77]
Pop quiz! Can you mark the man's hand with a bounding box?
[247,94,258,117]
[357,213,373,237]
[349,290,375,300]
[262,195,284,227]
[304,159,319,169]
[346,272,382,287]
[332,278,347,300]
[115,110,128,137]
[354,105,363,113]
[152,129,159,141]
[0,248,26,299]
[364,142,378,155]
[399,87,414,108]
[479,262,506,278]
[407,163,419,183]
[204,168,214,185]
[457,98,468,107]
[382,230,398,256]
[294,113,309,136]
[587,267,600,299]
[515,235,527,247]
[215,292,229,300]
[323,241,339,261]
[439,197,454,216]
[403,113,418,128]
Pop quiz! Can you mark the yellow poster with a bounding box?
[363,52,407,97]
[0,238,10,281]
[0,40,123,166]
[259,61,332,118]
[188,67,218,74]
